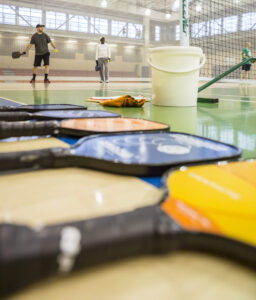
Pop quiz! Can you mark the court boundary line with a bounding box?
[218,98,256,103]
[105,88,152,97]
[200,94,256,99]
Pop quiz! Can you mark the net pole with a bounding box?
[198,57,256,93]
[179,0,189,46]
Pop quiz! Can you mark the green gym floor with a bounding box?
[0,81,255,158]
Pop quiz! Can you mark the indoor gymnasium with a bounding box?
[0,0,256,299]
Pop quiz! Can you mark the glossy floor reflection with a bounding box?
[0,81,256,158]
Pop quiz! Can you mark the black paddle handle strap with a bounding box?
[0,206,176,296]
[0,106,18,112]
[0,112,30,121]
[0,105,87,112]
[0,147,67,171]
[0,121,59,139]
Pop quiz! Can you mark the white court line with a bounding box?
[219,98,256,103]
[201,94,256,99]
[105,88,152,97]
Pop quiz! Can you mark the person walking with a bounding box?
[240,42,252,81]
[95,37,111,83]
[24,24,58,84]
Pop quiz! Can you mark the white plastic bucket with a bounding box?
[148,46,206,107]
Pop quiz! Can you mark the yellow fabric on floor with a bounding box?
[99,95,146,107]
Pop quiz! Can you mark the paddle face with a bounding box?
[163,160,256,248]
[34,110,120,120]
[0,168,163,226]
[0,98,20,106]
[0,136,69,152]
[73,132,241,166]
[61,118,169,134]
[12,51,22,59]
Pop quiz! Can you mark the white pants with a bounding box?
[98,57,109,81]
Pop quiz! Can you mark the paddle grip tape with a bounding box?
[0,105,87,112]
[0,106,18,112]
[0,121,59,139]
[0,112,31,121]
[1,202,256,297]
[0,206,179,297]
[0,147,66,171]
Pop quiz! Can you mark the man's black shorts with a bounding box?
[242,64,251,71]
[34,52,50,67]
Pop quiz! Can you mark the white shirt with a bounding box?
[96,43,111,60]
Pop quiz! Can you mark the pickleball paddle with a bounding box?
[0,110,120,121]
[0,104,87,112]
[0,118,169,139]
[0,98,71,151]
[163,159,256,247]
[12,51,25,59]
[1,160,255,297]
[0,132,241,175]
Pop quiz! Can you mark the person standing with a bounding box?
[24,24,58,83]
[95,37,111,83]
[240,42,252,81]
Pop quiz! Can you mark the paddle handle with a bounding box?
[0,147,67,171]
[0,112,31,121]
[0,105,88,112]
[0,106,18,112]
[0,206,170,297]
[0,121,59,139]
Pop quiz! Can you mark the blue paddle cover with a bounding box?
[73,132,241,165]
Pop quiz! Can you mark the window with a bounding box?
[241,12,256,31]
[90,17,108,34]
[69,15,88,32]
[191,22,209,38]
[210,18,222,35]
[175,25,180,40]
[0,5,16,25]
[19,7,42,27]
[128,23,143,39]
[155,25,160,41]
[223,15,238,33]
[46,11,66,30]
[111,20,127,37]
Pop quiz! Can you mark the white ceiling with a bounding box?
[7,0,179,22]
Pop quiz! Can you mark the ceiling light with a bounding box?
[165,12,171,19]
[101,0,107,8]
[125,45,135,48]
[67,40,77,43]
[88,42,97,45]
[196,4,202,12]
[145,8,151,16]
[109,44,117,47]
[172,0,179,11]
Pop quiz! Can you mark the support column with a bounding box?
[141,16,150,78]
[143,16,150,49]
[179,0,189,46]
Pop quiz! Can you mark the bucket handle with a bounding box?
[147,53,206,74]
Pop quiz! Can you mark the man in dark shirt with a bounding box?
[24,24,58,83]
